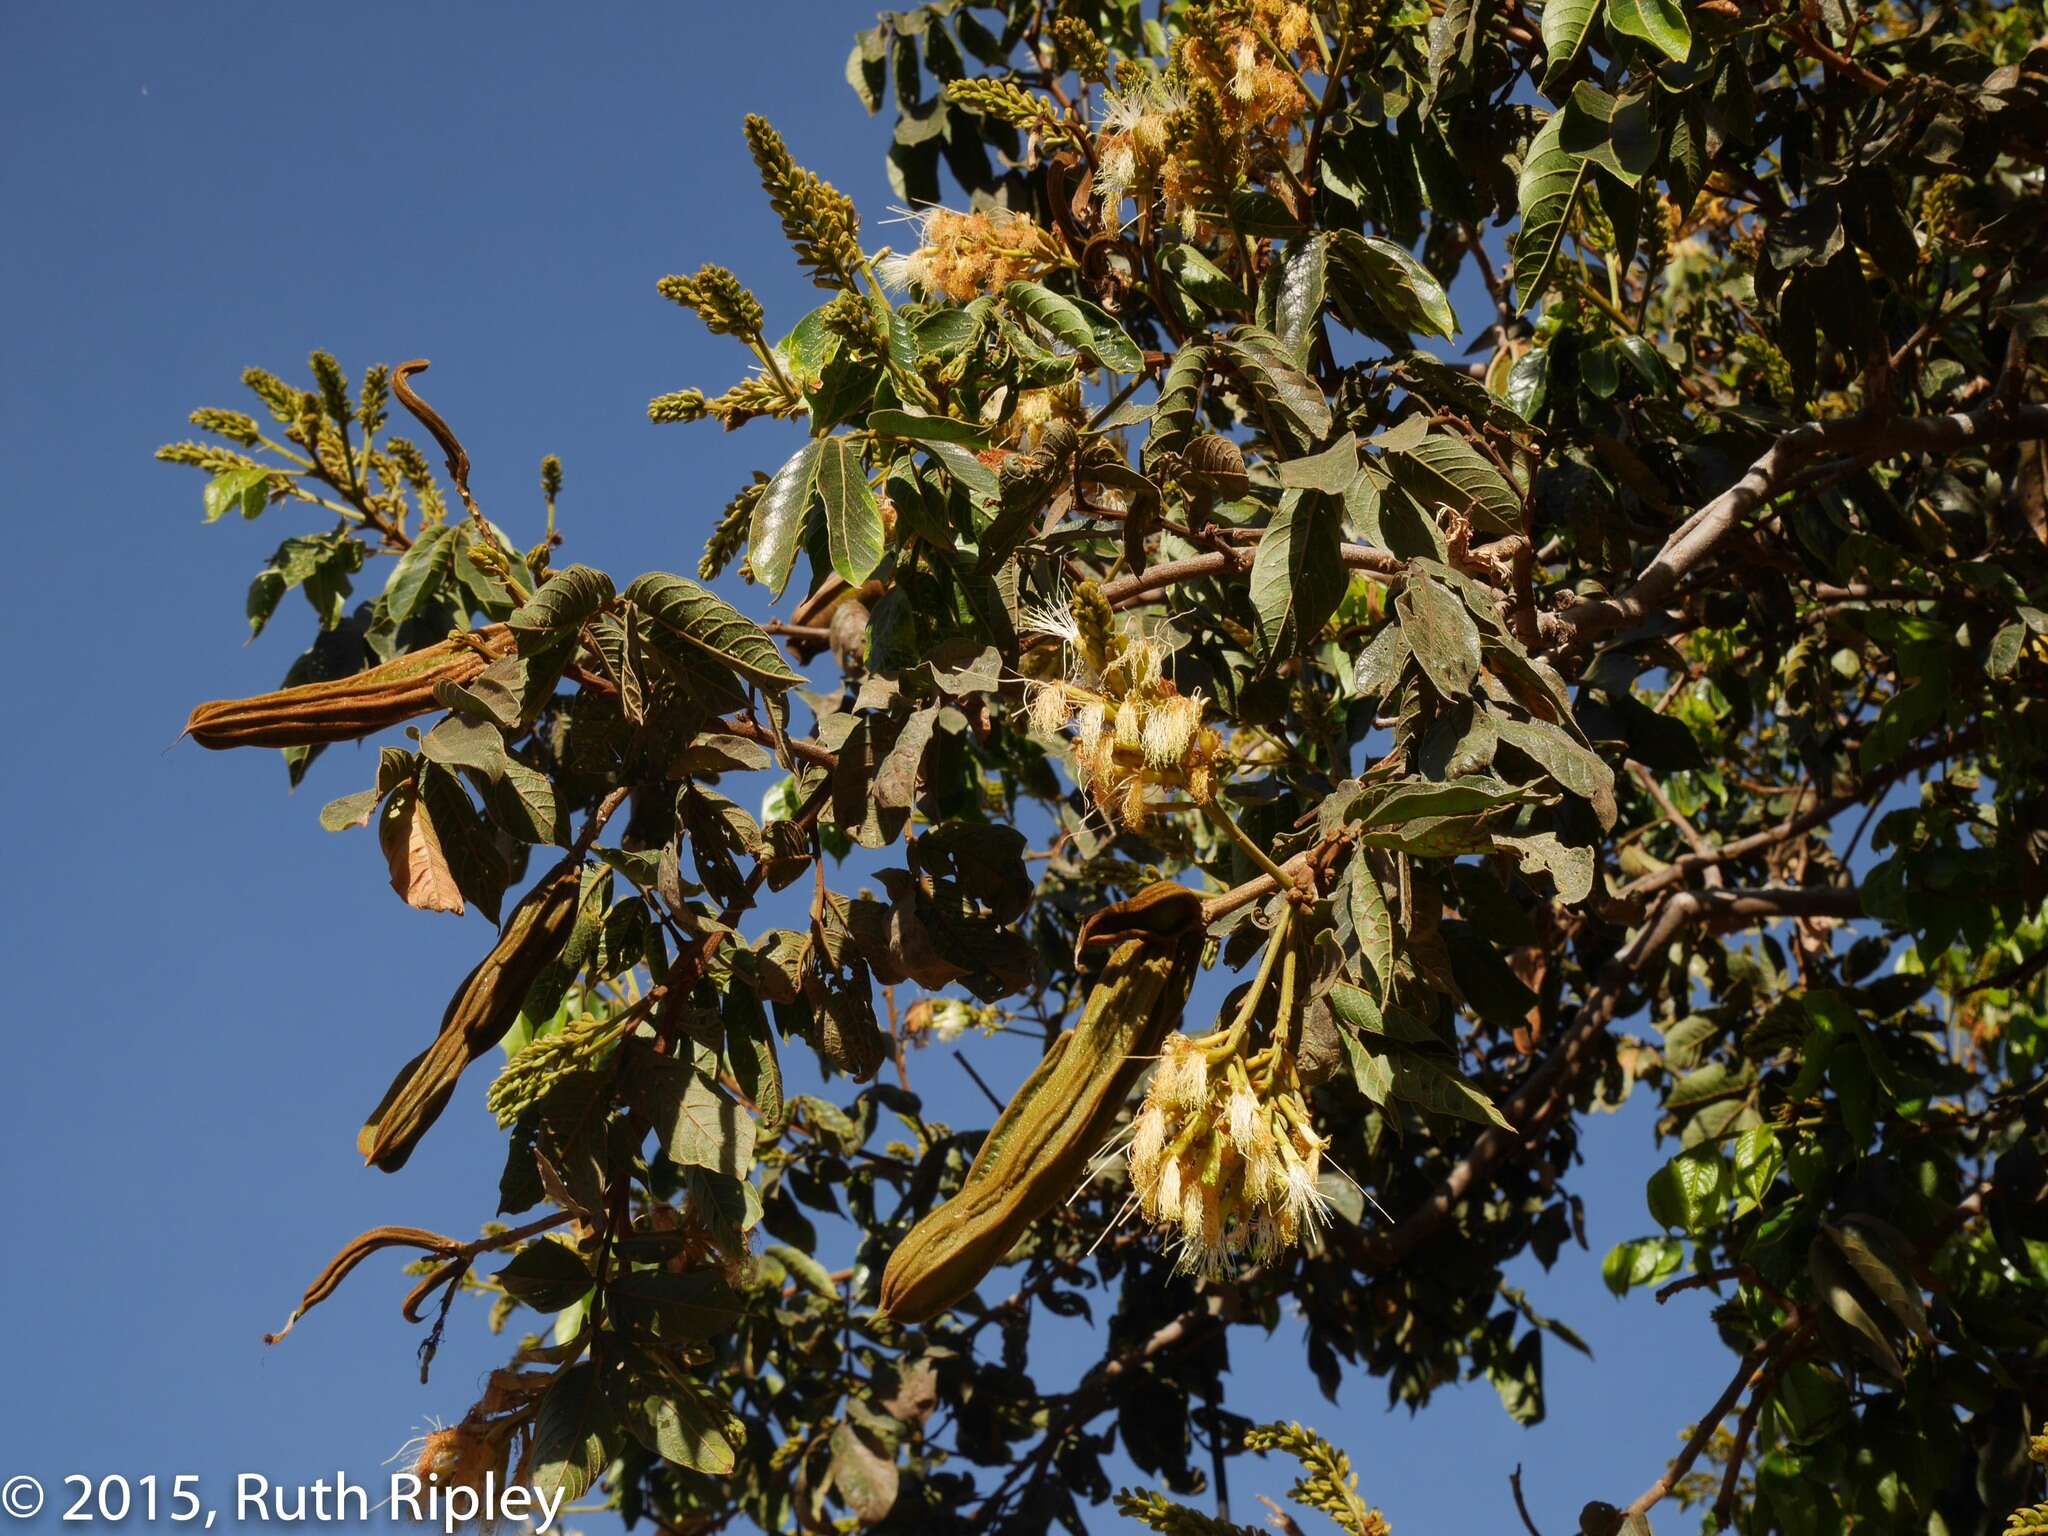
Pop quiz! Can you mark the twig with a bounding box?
[1510,1465,1546,1536]
[1098,542,1403,610]
[955,1051,1006,1113]
[1357,886,1861,1269]
[1654,1266,1740,1304]
[1620,1322,1796,1523]
[1629,761,1724,889]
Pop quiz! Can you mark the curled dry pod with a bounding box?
[184,626,517,749]
[879,881,1204,1323]
[1181,434,1250,499]
[358,858,584,1172]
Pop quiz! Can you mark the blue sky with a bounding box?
[1,7,1728,1533]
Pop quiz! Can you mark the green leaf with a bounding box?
[1988,621,2024,678]
[1559,84,1658,187]
[1492,830,1595,903]
[421,713,510,782]
[528,1365,613,1506]
[383,523,456,623]
[1331,232,1458,339]
[1383,431,1523,536]
[724,988,783,1124]
[1647,1148,1729,1234]
[1327,984,1442,1047]
[829,1420,901,1523]
[922,437,999,500]
[767,1243,839,1299]
[1515,112,1589,311]
[605,1358,738,1475]
[1342,853,1397,999]
[622,571,801,690]
[320,788,382,833]
[1386,1050,1512,1126]
[845,26,886,112]
[865,406,990,446]
[643,1064,756,1178]
[495,1238,594,1312]
[509,564,614,635]
[1807,1233,1905,1381]
[1540,0,1603,93]
[1602,1236,1686,1296]
[1608,0,1691,60]
[1277,434,1362,494]
[1161,243,1252,316]
[816,436,885,583]
[1822,1218,1929,1342]
[1222,325,1334,446]
[1146,343,1212,462]
[1262,235,1330,360]
[1506,349,1551,418]
[1494,716,1617,828]
[486,759,562,845]
[203,465,270,524]
[749,438,825,599]
[1003,281,1144,373]
[1251,489,1346,658]
[1730,1125,1783,1214]
[1396,571,1483,697]
[1354,774,1526,827]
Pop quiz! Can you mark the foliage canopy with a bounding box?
[164,1,2048,1531]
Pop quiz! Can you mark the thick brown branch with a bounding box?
[1547,402,2048,645]
[1098,543,1403,610]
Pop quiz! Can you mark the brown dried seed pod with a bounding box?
[1182,434,1250,498]
[184,626,518,749]
[357,860,583,1172]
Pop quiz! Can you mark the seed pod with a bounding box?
[879,882,1204,1322]
[358,859,584,1172]
[184,627,517,749]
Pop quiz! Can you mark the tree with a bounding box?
[162,1,2048,1532]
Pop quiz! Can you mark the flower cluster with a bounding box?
[880,206,1067,302]
[1021,582,1219,829]
[904,995,1001,1044]
[1095,3,1315,236]
[1127,1031,1331,1275]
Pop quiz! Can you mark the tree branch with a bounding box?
[1545,402,2048,646]
[1357,885,1859,1268]
[1621,1321,1798,1523]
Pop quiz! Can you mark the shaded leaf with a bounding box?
[1397,571,1483,697]
[1251,489,1346,657]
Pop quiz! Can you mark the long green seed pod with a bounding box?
[879,882,1205,1322]
[358,860,583,1172]
[185,627,516,749]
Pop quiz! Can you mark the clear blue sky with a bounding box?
[0,7,1727,1532]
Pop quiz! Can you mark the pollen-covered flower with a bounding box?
[880,206,1066,302]
[1131,1100,1169,1188]
[408,1419,511,1515]
[1015,583,1221,831]
[1124,1026,1344,1277]
[1027,679,1073,737]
